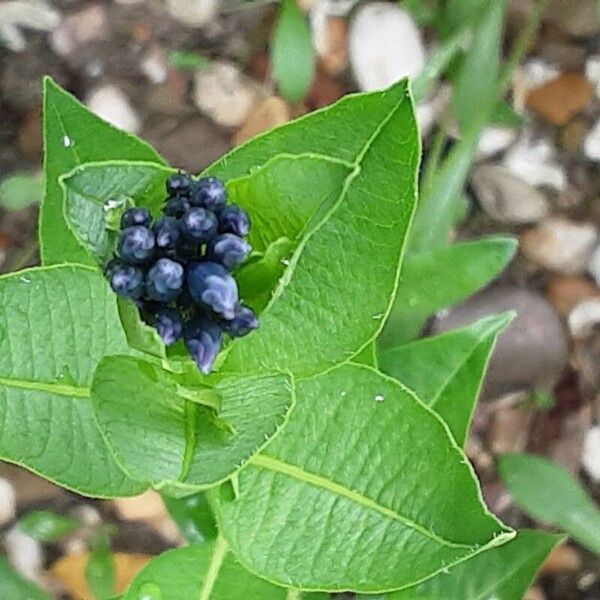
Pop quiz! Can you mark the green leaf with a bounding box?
[379,313,512,446]
[61,161,173,267]
[222,81,420,377]
[117,298,165,359]
[162,492,218,544]
[18,510,80,542]
[271,0,315,102]
[168,50,210,71]
[0,265,144,498]
[499,454,600,554]
[490,100,526,128]
[379,237,517,346]
[123,538,292,600]
[40,77,165,266]
[86,527,116,600]
[359,529,562,600]
[214,363,513,593]
[92,356,295,492]
[0,554,51,600]
[0,172,43,210]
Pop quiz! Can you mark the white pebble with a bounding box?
[86,85,141,134]
[584,118,600,162]
[348,3,426,92]
[585,55,600,98]
[476,127,517,160]
[503,133,567,190]
[568,299,600,339]
[165,0,219,27]
[521,58,561,91]
[4,526,44,582]
[587,245,600,287]
[0,478,16,526]
[582,426,600,483]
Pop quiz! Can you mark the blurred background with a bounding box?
[1,0,600,598]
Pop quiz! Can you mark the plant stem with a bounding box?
[199,534,228,600]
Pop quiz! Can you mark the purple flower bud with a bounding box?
[146,258,184,303]
[206,234,251,271]
[106,260,144,299]
[166,172,193,196]
[184,318,223,374]
[163,196,190,218]
[155,307,183,345]
[187,261,238,319]
[191,177,226,210]
[118,226,155,264]
[181,207,218,242]
[218,205,250,237]
[120,207,151,229]
[221,304,259,338]
[153,216,181,249]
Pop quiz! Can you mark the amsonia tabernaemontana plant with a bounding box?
[0,76,562,599]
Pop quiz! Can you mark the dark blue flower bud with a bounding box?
[118,226,155,264]
[120,207,151,229]
[221,304,259,338]
[181,207,218,242]
[106,260,144,299]
[206,234,251,271]
[166,172,193,196]
[184,318,223,374]
[217,205,250,237]
[155,307,183,345]
[146,258,184,302]
[153,216,181,249]
[187,262,238,319]
[191,177,226,210]
[163,196,190,218]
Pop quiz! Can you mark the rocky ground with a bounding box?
[1,0,600,598]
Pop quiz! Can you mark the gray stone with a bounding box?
[432,286,568,399]
[471,164,549,224]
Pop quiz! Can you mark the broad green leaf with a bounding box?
[271,0,315,102]
[0,265,144,498]
[168,50,210,71]
[18,510,80,542]
[61,161,173,266]
[162,492,218,544]
[223,81,420,376]
[117,298,165,359]
[40,78,165,266]
[92,356,295,492]
[0,172,43,210]
[214,363,513,593]
[359,529,562,600]
[379,237,517,346]
[499,454,600,554]
[490,100,526,128]
[123,539,293,600]
[379,313,512,446]
[0,554,51,600]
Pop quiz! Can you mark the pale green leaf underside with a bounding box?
[222,80,420,377]
[499,454,600,555]
[40,77,165,266]
[123,541,293,600]
[215,363,512,593]
[0,265,143,497]
[61,161,173,266]
[379,313,512,446]
[361,529,561,600]
[379,236,517,347]
[92,356,295,491]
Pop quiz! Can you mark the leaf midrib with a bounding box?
[0,375,89,398]
[250,454,472,549]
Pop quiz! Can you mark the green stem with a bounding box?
[199,535,228,600]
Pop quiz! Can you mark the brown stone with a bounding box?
[527,73,593,126]
[234,96,291,145]
[321,17,349,75]
[524,586,547,600]
[113,490,166,522]
[540,544,582,574]
[489,401,534,455]
[559,118,588,153]
[307,67,344,110]
[547,275,600,315]
[17,108,42,162]
[50,552,151,599]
